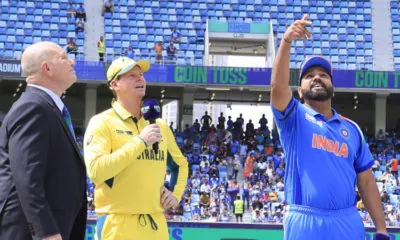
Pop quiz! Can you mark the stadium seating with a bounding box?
[0,0,85,61]
[104,0,373,69]
[391,1,400,70]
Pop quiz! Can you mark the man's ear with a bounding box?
[297,87,302,99]
[109,80,117,91]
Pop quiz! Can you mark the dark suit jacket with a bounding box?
[0,86,87,240]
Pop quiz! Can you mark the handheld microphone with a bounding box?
[141,99,161,152]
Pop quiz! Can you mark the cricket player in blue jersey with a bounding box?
[270,14,389,240]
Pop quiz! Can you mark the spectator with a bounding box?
[201,111,212,131]
[75,19,84,34]
[376,129,386,141]
[183,139,194,155]
[219,208,230,222]
[252,208,262,223]
[76,4,86,21]
[66,38,78,56]
[68,3,76,18]
[171,28,182,43]
[387,155,399,179]
[232,154,241,180]
[233,118,243,141]
[381,191,390,204]
[246,120,254,138]
[269,171,279,186]
[199,193,210,210]
[243,152,255,178]
[210,211,219,222]
[125,46,134,59]
[193,119,201,132]
[102,0,114,16]
[227,116,233,131]
[228,180,240,205]
[223,130,233,146]
[200,156,210,169]
[233,196,244,222]
[238,113,244,127]
[269,188,279,202]
[192,203,201,221]
[256,158,266,174]
[200,179,211,195]
[259,114,268,131]
[97,36,105,61]
[166,42,177,64]
[182,200,192,221]
[218,113,226,130]
[372,158,381,171]
[153,41,164,64]
[252,196,263,210]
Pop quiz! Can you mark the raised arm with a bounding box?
[270,14,312,112]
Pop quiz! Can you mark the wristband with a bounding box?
[138,136,148,147]
[283,38,292,44]
[374,233,391,240]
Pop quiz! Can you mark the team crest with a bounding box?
[340,128,350,138]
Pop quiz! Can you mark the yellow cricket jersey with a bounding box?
[84,100,188,215]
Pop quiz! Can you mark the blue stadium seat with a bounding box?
[99,0,374,69]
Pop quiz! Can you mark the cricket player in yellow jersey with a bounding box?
[84,56,189,240]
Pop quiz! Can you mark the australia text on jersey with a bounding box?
[311,134,349,158]
[137,149,165,161]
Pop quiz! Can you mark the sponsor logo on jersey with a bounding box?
[115,129,134,135]
[305,113,323,128]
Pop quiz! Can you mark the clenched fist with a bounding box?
[160,186,179,209]
[283,14,312,43]
[139,124,162,146]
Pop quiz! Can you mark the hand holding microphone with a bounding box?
[141,99,161,151]
[139,124,161,146]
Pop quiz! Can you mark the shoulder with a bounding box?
[94,108,116,120]
[7,95,49,120]
[339,115,365,139]
[87,108,115,129]
[3,99,52,132]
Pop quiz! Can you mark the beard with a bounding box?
[301,82,334,101]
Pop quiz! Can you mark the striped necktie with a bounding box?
[62,106,77,141]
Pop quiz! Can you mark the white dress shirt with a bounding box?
[28,84,64,112]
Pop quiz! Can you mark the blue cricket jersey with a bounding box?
[271,97,374,210]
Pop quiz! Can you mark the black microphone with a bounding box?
[141,99,161,152]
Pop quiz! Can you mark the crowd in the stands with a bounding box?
[81,112,400,226]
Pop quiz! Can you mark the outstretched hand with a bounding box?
[283,14,312,43]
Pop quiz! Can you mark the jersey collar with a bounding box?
[112,99,142,121]
[306,104,341,123]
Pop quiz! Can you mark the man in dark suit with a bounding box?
[0,42,87,240]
